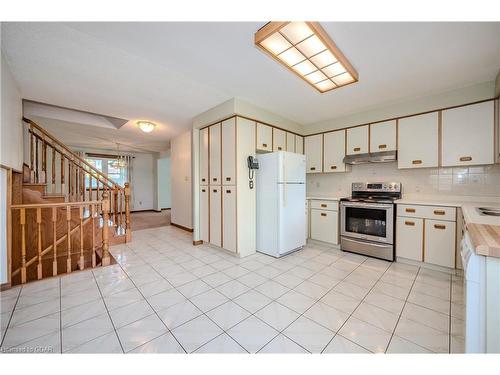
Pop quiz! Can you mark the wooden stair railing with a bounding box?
[10,192,115,285]
[7,118,133,286]
[23,117,131,240]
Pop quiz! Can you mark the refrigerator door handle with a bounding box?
[283,153,286,207]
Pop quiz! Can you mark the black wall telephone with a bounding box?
[247,156,259,189]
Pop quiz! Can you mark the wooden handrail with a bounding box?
[11,201,101,209]
[29,129,116,190]
[24,117,121,189]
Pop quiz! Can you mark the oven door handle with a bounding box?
[341,202,393,209]
[342,236,393,248]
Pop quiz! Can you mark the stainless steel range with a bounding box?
[340,182,401,261]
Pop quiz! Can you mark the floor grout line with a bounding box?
[2,227,463,354]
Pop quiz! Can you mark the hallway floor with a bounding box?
[130,209,170,231]
[0,226,465,353]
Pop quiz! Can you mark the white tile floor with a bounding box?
[0,226,465,354]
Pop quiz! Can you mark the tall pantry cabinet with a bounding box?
[199,117,256,257]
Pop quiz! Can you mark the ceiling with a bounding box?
[2,22,499,152]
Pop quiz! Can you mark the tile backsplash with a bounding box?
[307,162,500,198]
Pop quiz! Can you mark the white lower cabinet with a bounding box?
[222,187,236,253]
[396,216,423,261]
[209,186,222,247]
[424,219,456,268]
[310,208,338,245]
[199,186,209,243]
[396,204,456,269]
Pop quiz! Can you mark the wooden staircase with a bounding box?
[6,118,132,287]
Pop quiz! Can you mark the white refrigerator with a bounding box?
[256,151,306,257]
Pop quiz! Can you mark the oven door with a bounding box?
[340,201,394,244]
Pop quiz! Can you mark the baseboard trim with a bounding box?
[193,240,203,246]
[1,282,12,291]
[131,209,160,213]
[171,222,193,232]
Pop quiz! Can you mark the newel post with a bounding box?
[101,191,111,266]
[124,182,131,243]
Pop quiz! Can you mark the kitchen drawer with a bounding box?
[310,200,339,211]
[310,209,338,245]
[397,204,456,221]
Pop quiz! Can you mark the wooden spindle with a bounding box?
[88,174,92,202]
[124,182,131,242]
[68,161,72,200]
[61,154,65,195]
[119,189,123,230]
[113,186,119,227]
[101,191,111,266]
[81,168,85,201]
[36,208,43,280]
[35,137,39,182]
[52,207,57,276]
[30,127,34,181]
[51,147,56,191]
[41,139,47,183]
[20,208,27,284]
[91,204,96,268]
[66,205,72,273]
[78,206,84,270]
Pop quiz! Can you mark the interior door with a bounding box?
[278,183,306,254]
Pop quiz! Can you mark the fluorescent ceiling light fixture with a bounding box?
[137,121,157,133]
[255,22,358,93]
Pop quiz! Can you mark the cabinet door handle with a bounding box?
[201,178,206,182]
[320,204,327,208]
[412,160,422,165]
[378,144,387,149]
[310,167,316,171]
[262,143,267,148]
[405,221,415,226]
[330,165,337,170]
[277,146,282,150]
[353,147,361,152]
[433,210,445,215]
[213,178,217,182]
[434,224,446,230]
[213,189,218,193]
[226,177,231,181]
[405,208,416,213]
[226,190,231,193]
[201,189,206,192]
[459,156,472,162]
[320,213,327,217]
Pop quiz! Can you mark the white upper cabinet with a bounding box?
[323,130,346,173]
[398,112,439,169]
[370,120,396,152]
[305,134,323,173]
[441,101,495,167]
[221,118,236,185]
[346,125,369,155]
[256,123,272,152]
[209,123,221,185]
[295,135,304,154]
[273,128,286,151]
[199,127,209,185]
[286,132,296,152]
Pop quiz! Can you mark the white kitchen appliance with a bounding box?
[256,151,306,257]
[461,230,500,353]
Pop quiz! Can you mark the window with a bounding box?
[85,156,128,188]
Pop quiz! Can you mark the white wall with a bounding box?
[1,52,23,171]
[158,154,171,209]
[171,131,192,229]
